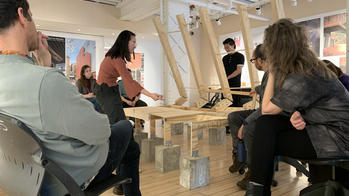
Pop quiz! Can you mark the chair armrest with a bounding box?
[42,159,85,196]
[279,156,310,177]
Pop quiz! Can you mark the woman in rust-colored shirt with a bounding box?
[95,30,162,124]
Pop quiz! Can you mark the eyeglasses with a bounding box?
[250,58,257,63]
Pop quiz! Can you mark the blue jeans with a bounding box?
[86,97,102,112]
[90,120,141,196]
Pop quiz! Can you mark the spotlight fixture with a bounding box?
[256,6,262,16]
[216,18,222,25]
[291,0,297,6]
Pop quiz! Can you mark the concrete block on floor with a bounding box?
[171,123,184,135]
[155,145,180,173]
[209,127,226,145]
[141,137,163,163]
[179,155,210,189]
[134,131,148,150]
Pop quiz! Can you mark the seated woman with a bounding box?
[323,59,349,91]
[246,18,349,196]
[75,65,102,112]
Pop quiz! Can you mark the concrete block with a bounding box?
[171,123,184,135]
[209,127,226,145]
[155,145,180,173]
[179,156,210,189]
[134,131,148,150]
[141,138,163,163]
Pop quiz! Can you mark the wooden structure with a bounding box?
[153,16,188,106]
[198,8,232,108]
[176,14,208,108]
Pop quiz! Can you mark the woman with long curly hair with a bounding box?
[246,18,349,196]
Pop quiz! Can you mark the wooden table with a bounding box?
[124,106,230,157]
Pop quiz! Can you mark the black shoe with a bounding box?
[237,170,250,190]
[245,182,271,196]
[229,154,244,174]
[113,184,124,195]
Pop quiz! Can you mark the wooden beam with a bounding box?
[176,14,207,101]
[163,120,172,146]
[190,123,199,157]
[246,0,270,9]
[271,0,285,22]
[153,16,188,105]
[198,7,232,101]
[238,5,260,108]
[200,88,251,96]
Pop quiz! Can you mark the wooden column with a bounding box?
[198,8,232,101]
[271,0,285,22]
[190,123,199,157]
[153,16,188,106]
[176,14,207,102]
[238,5,260,109]
[150,119,156,139]
[163,119,172,146]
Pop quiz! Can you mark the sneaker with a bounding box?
[113,184,124,195]
[229,154,244,174]
[237,170,250,190]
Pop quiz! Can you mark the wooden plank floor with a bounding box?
[0,128,309,196]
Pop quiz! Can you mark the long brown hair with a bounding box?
[80,65,90,88]
[323,59,344,78]
[263,18,334,88]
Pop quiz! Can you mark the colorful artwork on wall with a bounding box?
[66,38,96,80]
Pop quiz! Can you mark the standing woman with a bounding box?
[246,19,349,196]
[95,30,162,124]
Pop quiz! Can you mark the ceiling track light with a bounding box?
[256,6,262,16]
[216,18,222,25]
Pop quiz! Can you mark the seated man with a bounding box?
[119,69,147,108]
[0,1,140,195]
[228,44,268,190]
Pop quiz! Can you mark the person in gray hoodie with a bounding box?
[0,1,141,195]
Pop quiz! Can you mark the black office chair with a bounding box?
[299,158,349,196]
[0,113,131,196]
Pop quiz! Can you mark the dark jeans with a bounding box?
[95,83,126,124]
[89,120,141,196]
[86,97,102,112]
[228,110,255,155]
[39,121,141,196]
[249,115,317,191]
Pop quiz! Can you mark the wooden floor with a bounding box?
[0,128,309,196]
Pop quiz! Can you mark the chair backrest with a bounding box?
[0,113,45,196]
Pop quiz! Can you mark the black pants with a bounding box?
[95,83,126,124]
[122,99,148,108]
[249,115,317,190]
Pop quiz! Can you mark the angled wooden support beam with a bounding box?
[271,0,285,22]
[238,5,260,89]
[176,14,207,102]
[153,16,188,105]
[238,5,261,109]
[198,7,232,101]
[246,0,270,9]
